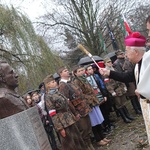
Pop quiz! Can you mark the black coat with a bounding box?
[109,69,135,83]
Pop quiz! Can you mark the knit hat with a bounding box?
[125,32,146,47]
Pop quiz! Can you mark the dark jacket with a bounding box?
[109,70,135,83]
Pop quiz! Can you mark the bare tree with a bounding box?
[38,0,148,60]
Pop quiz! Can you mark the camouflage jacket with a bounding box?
[105,66,127,96]
[73,76,100,107]
[59,80,91,117]
[45,89,77,132]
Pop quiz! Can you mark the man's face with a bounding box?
[47,80,58,89]
[86,66,94,75]
[125,46,137,63]
[146,22,150,46]
[75,67,85,77]
[60,68,70,78]
[147,22,150,37]
[2,63,18,89]
[105,60,112,67]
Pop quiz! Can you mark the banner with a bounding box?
[106,22,118,51]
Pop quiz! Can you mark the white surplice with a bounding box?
[137,50,150,100]
[135,50,150,144]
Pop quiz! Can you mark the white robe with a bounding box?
[137,50,150,100]
[135,50,150,144]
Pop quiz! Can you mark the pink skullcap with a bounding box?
[125,32,146,47]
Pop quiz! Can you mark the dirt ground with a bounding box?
[93,101,150,150]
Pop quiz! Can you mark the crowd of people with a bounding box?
[0,16,150,150]
[21,56,142,150]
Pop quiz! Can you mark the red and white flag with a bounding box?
[49,109,56,117]
[104,78,110,83]
[122,14,132,35]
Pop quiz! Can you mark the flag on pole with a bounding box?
[98,30,107,52]
[122,14,132,35]
[106,22,118,51]
[120,17,127,36]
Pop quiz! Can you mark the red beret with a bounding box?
[125,32,146,47]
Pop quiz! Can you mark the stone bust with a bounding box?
[0,60,28,119]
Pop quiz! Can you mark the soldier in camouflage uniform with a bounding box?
[104,58,134,123]
[43,74,86,150]
[57,66,94,150]
[72,65,112,146]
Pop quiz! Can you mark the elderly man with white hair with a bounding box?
[100,31,150,144]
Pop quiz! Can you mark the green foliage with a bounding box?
[0,5,63,94]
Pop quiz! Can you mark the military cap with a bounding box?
[43,74,55,85]
[115,50,124,56]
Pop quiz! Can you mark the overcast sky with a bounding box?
[1,0,67,51]
[1,0,49,21]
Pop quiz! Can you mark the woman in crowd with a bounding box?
[24,94,35,107]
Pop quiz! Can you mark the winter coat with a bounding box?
[105,66,127,97]
[73,76,100,107]
[59,81,91,117]
[45,89,77,132]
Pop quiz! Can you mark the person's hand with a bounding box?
[46,120,49,125]
[104,97,107,102]
[124,87,127,92]
[135,89,140,100]
[60,129,66,137]
[75,114,81,121]
[99,68,110,77]
[112,92,117,97]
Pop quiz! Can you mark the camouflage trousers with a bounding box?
[59,123,86,150]
[76,114,93,149]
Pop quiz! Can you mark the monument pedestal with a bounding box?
[0,107,52,150]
